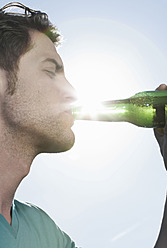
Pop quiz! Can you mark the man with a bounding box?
[0,2,167,248]
[0,2,78,248]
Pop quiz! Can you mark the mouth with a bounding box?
[64,109,74,126]
[62,102,77,124]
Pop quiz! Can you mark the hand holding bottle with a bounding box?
[154,84,167,170]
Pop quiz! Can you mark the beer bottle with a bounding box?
[72,90,167,128]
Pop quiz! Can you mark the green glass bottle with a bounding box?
[72,90,167,128]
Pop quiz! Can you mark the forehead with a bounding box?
[26,31,62,65]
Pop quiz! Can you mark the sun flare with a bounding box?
[58,18,167,172]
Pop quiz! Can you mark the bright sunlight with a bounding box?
[59,18,167,175]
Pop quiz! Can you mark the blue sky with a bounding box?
[1,0,167,247]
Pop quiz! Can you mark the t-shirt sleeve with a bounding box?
[60,230,79,248]
[17,201,81,248]
[31,204,80,248]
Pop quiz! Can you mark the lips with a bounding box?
[64,109,74,126]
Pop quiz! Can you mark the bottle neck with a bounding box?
[72,99,129,122]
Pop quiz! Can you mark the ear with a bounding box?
[0,69,9,96]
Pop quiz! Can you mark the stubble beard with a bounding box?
[2,73,75,155]
[2,95,75,155]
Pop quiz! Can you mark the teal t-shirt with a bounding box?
[0,200,78,248]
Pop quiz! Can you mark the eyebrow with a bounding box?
[42,58,63,71]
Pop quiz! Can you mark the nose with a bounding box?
[63,77,78,104]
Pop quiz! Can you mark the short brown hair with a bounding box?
[0,3,60,93]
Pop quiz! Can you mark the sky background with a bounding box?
[1,0,167,247]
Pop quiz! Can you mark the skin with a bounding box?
[0,30,76,224]
[154,83,167,170]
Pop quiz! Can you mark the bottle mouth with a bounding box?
[70,101,82,120]
[71,99,128,122]
[71,100,108,121]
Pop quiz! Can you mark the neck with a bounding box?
[0,127,38,224]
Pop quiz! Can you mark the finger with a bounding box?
[155,84,167,133]
[156,83,167,91]
[156,128,165,135]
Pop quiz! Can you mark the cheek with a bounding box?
[18,66,67,105]
[3,70,67,128]
[18,74,62,108]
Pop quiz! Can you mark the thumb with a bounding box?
[156,83,167,91]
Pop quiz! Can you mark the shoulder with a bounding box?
[14,199,64,236]
[14,200,77,247]
[14,199,54,224]
[14,199,47,213]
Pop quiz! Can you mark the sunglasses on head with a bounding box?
[0,2,49,25]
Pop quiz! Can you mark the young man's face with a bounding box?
[2,31,76,153]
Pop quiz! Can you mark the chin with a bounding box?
[56,137,75,153]
[44,131,75,154]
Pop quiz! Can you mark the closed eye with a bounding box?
[42,58,64,78]
[44,70,56,77]
[43,58,64,72]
